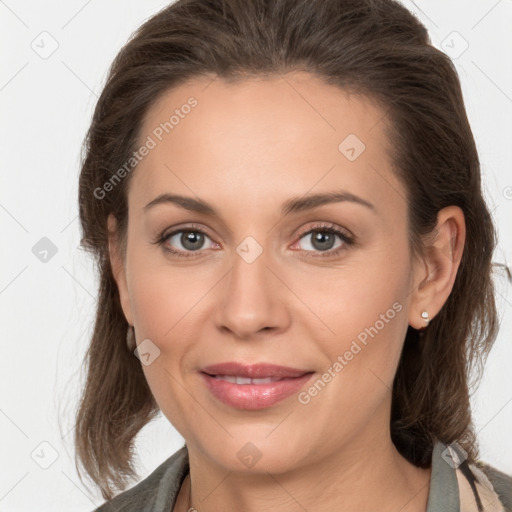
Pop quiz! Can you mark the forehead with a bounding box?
[129,71,404,217]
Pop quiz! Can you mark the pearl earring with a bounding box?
[420,311,430,328]
[126,325,136,351]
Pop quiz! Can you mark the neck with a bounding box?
[175,433,431,512]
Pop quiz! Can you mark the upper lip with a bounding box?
[200,362,312,379]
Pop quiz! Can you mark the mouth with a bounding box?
[200,361,312,379]
[203,375,292,385]
[199,362,315,410]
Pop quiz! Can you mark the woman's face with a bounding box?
[110,71,425,473]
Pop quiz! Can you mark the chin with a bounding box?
[198,435,308,475]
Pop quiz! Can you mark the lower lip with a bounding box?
[200,372,314,410]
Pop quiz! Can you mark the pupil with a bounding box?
[182,232,204,251]
[312,231,334,251]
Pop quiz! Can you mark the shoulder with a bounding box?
[428,440,511,512]
[456,457,512,512]
[94,445,189,512]
[475,462,512,512]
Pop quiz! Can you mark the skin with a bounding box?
[108,71,466,512]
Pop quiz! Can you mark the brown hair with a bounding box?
[75,0,501,500]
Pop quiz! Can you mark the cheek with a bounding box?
[127,254,210,341]
[295,252,409,344]
[296,296,407,437]
[320,296,406,399]
[297,248,411,396]
[128,267,206,435]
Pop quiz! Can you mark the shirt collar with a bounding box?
[426,439,461,512]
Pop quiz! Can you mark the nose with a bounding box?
[213,246,291,340]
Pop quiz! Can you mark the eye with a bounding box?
[153,222,354,259]
[154,225,218,258]
[292,223,354,257]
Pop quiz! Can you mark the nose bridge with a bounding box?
[213,238,288,338]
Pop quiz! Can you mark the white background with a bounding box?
[1,0,511,510]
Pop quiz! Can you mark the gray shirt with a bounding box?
[95,440,512,511]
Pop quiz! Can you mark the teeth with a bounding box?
[217,375,237,384]
[251,377,273,384]
[215,375,276,384]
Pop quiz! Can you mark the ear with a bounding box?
[107,213,134,326]
[408,205,466,329]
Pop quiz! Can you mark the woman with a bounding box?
[75,0,512,510]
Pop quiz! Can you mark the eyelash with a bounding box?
[153,222,354,259]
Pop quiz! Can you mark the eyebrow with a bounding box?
[143,190,376,216]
